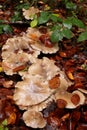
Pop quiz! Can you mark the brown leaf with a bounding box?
[56,99,67,109]
[49,75,60,89]
[71,94,80,105]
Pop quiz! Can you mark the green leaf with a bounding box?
[56,17,63,23]
[0,24,13,34]
[3,25,13,33]
[30,19,38,27]
[0,125,3,130]
[2,119,7,126]
[0,28,3,34]
[0,126,8,130]
[0,20,5,23]
[0,24,4,34]
[51,24,62,31]
[78,31,87,42]
[38,11,50,25]
[11,11,22,22]
[50,30,63,42]
[0,119,8,130]
[15,2,30,10]
[4,127,8,130]
[63,19,72,29]
[66,2,77,10]
[62,28,73,39]
[50,14,59,22]
[68,17,85,28]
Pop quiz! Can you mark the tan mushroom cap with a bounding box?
[2,52,30,75]
[22,6,40,20]
[78,88,87,94]
[19,57,60,80]
[2,36,40,60]
[59,71,73,89]
[31,41,59,54]
[25,27,41,42]
[1,36,40,75]
[27,95,54,112]
[23,110,46,128]
[18,94,54,111]
[13,78,54,109]
[55,90,85,109]
[28,57,60,80]
[25,27,59,54]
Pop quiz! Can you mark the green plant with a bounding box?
[0,24,13,34]
[0,119,8,130]
[29,10,86,43]
[0,0,87,43]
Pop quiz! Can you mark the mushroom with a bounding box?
[55,90,85,109]
[13,78,54,109]
[25,27,59,54]
[23,110,46,128]
[2,36,40,60]
[19,57,60,81]
[22,6,40,20]
[2,52,31,75]
[1,36,40,75]
[2,24,85,129]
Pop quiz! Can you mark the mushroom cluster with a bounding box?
[2,27,59,75]
[1,27,86,128]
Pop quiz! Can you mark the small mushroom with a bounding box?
[22,6,40,20]
[23,110,46,128]
[55,90,85,109]
[2,52,31,75]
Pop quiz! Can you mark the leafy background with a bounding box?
[0,0,87,43]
